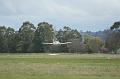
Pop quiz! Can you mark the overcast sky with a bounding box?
[0,0,120,31]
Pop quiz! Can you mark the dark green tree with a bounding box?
[110,21,120,30]
[5,27,16,52]
[0,26,7,52]
[32,22,54,52]
[56,29,64,42]
[16,21,36,53]
[63,26,82,42]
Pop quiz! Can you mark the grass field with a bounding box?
[0,53,120,79]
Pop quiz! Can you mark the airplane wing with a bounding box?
[58,42,72,45]
[43,43,53,45]
[59,43,67,44]
[43,42,72,45]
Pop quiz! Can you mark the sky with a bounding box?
[0,0,120,32]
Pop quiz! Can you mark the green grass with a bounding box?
[0,53,120,79]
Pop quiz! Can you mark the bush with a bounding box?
[86,37,104,53]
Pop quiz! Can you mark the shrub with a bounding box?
[86,37,104,53]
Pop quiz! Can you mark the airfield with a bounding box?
[0,53,120,79]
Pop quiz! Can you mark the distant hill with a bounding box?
[80,30,112,41]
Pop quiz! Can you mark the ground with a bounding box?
[0,53,120,79]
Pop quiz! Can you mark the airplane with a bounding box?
[43,37,72,45]
[43,28,72,45]
[43,41,71,45]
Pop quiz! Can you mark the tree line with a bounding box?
[0,21,120,53]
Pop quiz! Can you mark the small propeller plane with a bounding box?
[43,40,71,45]
[43,28,72,45]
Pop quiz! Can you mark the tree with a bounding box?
[5,27,16,52]
[56,26,83,53]
[32,22,54,52]
[110,21,120,30]
[0,26,7,52]
[105,31,120,52]
[83,34,95,44]
[105,21,120,53]
[56,29,64,42]
[16,21,36,53]
[86,37,104,53]
[57,26,82,42]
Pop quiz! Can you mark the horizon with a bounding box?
[0,0,120,32]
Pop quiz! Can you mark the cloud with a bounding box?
[0,0,120,31]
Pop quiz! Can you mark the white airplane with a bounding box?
[43,29,72,45]
[43,41,71,45]
[43,41,72,45]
